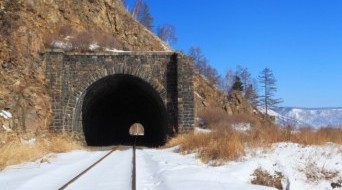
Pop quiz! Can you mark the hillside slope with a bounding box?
[0,0,171,131]
[0,0,254,132]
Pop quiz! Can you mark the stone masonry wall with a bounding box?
[42,50,194,137]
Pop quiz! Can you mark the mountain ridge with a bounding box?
[272,106,342,128]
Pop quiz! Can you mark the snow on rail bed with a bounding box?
[1,143,342,190]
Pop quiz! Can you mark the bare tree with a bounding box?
[258,67,282,115]
[203,64,221,86]
[157,24,177,45]
[137,2,153,30]
[130,0,153,30]
[188,46,205,74]
[245,80,260,107]
[131,0,142,19]
[224,69,234,94]
[188,46,221,86]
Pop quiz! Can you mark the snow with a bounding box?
[19,138,36,146]
[194,127,211,134]
[1,144,341,190]
[2,124,12,132]
[89,43,100,51]
[50,40,72,50]
[232,123,252,133]
[136,147,275,190]
[241,143,342,190]
[66,149,133,190]
[104,48,128,52]
[0,150,110,190]
[274,107,342,128]
[0,110,12,119]
[194,91,204,99]
[258,107,342,128]
[1,110,12,132]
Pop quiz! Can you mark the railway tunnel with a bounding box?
[82,74,168,147]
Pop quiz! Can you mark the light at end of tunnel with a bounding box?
[129,123,145,136]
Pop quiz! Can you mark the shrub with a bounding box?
[165,108,342,164]
[251,168,284,190]
[166,128,245,165]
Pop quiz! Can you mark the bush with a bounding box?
[251,168,284,190]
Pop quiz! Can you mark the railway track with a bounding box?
[58,143,137,190]
[132,142,136,190]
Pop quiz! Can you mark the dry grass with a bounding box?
[198,107,253,129]
[44,25,123,52]
[301,162,340,182]
[0,131,83,170]
[165,108,342,164]
[166,129,245,164]
[251,168,284,190]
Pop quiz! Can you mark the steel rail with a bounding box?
[132,138,137,190]
[58,146,118,190]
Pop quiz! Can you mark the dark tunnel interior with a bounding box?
[82,74,168,147]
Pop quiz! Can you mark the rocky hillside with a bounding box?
[0,0,253,132]
[194,74,254,116]
[0,0,169,132]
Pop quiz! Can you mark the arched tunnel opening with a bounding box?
[82,74,168,147]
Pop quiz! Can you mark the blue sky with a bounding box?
[125,0,342,108]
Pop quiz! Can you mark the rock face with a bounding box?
[193,74,227,113]
[193,74,254,116]
[0,0,168,132]
[228,90,254,115]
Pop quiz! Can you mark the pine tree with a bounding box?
[258,67,282,115]
[235,66,251,95]
[232,76,243,91]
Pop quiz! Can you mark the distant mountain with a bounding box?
[271,107,342,128]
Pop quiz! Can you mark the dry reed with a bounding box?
[0,132,83,170]
[165,108,342,164]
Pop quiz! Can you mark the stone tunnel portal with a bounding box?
[82,74,168,147]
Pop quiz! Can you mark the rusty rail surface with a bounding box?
[132,138,137,190]
[58,146,119,190]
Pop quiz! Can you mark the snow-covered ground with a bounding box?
[1,143,341,190]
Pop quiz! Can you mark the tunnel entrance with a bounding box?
[82,74,168,147]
